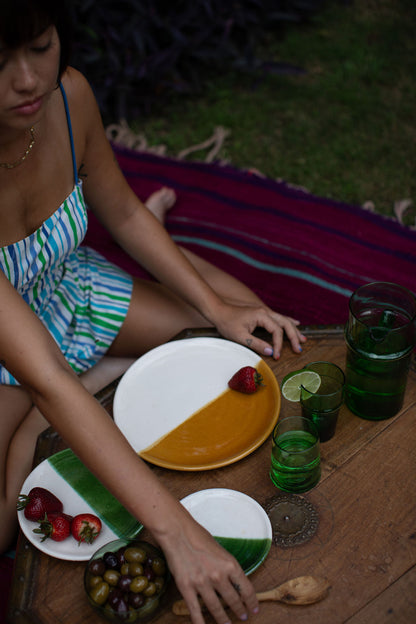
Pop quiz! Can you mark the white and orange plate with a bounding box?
[113,337,280,470]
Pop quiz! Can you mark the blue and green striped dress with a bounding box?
[0,85,133,385]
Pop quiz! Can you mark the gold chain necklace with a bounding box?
[0,126,36,169]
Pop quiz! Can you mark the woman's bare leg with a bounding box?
[109,187,303,358]
[176,249,265,307]
[145,187,176,223]
[79,357,136,395]
[0,386,42,552]
[143,188,305,356]
[108,278,211,357]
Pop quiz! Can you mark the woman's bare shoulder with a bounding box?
[59,67,105,161]
[60,67,101,126]
[61,67,95,100]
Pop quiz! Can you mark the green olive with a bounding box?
[124,546,147,564]
[89,581,110,605]
[128,562,144,577]
[143,581,157,597]
[151,557,166,576]
[130,575,149,593]
[120,563,130,576]
[103,569,121,586]
[88,575,103,590]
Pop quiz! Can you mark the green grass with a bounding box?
[130,0,416,221]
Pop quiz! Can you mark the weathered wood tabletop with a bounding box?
[8,327,416,624]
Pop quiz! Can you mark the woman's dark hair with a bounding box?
[0,0,73,79]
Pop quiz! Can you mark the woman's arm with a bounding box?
[0,272,258,624]
[63,69,305,358]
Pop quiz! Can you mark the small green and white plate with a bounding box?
[180,488,272,575]
[17,449,142,561]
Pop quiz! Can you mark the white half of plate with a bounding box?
[181,488,272,575]
[113,337,263,452]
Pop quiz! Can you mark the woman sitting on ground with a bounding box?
[0,2,306,623]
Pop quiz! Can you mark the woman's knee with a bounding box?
[0,391,31,554]
[108,279,208,357]
[0,386,33,452]
[79,358,135,394]
[0,388,36,523]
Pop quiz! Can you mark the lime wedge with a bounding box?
[281,370,321,402]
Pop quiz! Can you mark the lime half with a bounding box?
[281,370,321,402]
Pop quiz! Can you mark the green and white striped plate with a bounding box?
[17,449,142,561]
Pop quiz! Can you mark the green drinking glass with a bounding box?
[270,416,321,493]
[345,282,416,420]
[300,361,345,442]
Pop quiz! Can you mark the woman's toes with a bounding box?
[146,187,177,222]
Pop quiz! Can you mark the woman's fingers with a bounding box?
[164,498,261,624]
[177,579,257,624]
[195,573,258,624]
[168,539,258,624]
[195,587,234,624]
[224,574,259,620]
[270,313,307,357]
[220,305,306,359]
[177,590,209,624]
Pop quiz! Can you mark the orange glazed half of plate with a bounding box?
[140,360,280,470]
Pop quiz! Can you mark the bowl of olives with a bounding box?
[84,538,171,622]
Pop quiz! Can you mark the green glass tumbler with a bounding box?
[270,416,321,493]
[345,282,416,420]
[300,361,345,442]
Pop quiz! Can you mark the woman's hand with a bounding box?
[160,519,259,624]
[211,301,307,359]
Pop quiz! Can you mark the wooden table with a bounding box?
[7,327,416,624]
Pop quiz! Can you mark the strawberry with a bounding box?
[228,366,264,394]
[33,512,73,542]
[17,487,63,521]
[71,513,102,545]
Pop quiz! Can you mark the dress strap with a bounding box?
[59,82,78,184]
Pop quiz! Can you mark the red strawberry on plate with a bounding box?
[228,366,264,394]
[71,513,102,545]
[33,512,73,542]
[17,487,63,522]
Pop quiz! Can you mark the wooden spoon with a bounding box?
[172,575,331,615]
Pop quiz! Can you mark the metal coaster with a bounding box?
[264,493,319,548]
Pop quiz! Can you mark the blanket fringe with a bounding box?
[177,126,230,162]
[105,119,230,163]
[394,198,415,228]
[362,198,415,230]
[105,119,167,156]
[105,119,414,229]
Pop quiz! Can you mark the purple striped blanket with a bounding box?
[84,145,416,326]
